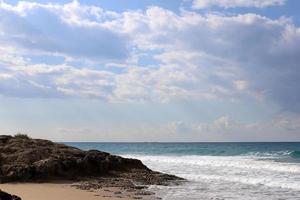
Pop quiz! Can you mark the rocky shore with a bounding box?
[0,190,21,200]
[0,135,183,199]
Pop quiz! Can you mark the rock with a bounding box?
[0,136,12,145]
[134,191,155,196]
[0,135,149,182]
[0,190,21,200]
[0,135,183,185]
[71,169,184,194]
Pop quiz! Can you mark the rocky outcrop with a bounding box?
[0,190,21,200]
[0,135,181,185]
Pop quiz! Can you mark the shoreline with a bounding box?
[0,182,158,200]
[0,135,183,200]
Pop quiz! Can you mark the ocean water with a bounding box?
[67,142,300,200]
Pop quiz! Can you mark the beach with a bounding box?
[0,0,299,199]
[2,136,300,199]
[0,136,180,200]
[0,183,155,200]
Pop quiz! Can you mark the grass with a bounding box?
[14,133,30,139]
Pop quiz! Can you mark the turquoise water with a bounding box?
[67,142,300,200]
[67,142,300,160]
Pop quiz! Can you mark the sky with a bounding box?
[0,0,300,142]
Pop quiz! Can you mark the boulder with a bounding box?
[0,190,21,200]
[0,135,150,183]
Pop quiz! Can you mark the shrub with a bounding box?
[14,133,30,139]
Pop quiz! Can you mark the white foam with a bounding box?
[125,154,300,174]
[123,154,300,199]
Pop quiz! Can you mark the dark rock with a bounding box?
[0,190,21,200]
[0,136,12,145]
[134,190,155,195]
[0,135,183,185]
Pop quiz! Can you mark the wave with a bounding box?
[244,150,289,157]
[247,150,300,160]
[289,151,300,159]
[68,142,300,199]
[125,154,300,173]
[124,154,300,191]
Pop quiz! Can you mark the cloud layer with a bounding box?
[167,115,300,141]
[192,0,286,9]
[0,1,129,62]
[0,1,300,113]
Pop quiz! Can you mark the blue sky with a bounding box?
[0,0,300,142]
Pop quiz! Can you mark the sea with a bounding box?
[66,142,300,200]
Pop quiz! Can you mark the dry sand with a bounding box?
[0,183,156,200]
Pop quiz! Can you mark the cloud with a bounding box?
[58,127,92,134]
[109,8,300,111]
[0,60,117,99]
[167,115,300,141]
[0,1,299,113]
[0,1,129,62]
[192,0,286,9]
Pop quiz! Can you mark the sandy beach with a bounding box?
[0,183,156,200]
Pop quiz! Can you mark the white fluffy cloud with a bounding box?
[0,1,300,112]
[105,8,300,110]
[0,1,129,62]
[192,0,286,9]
